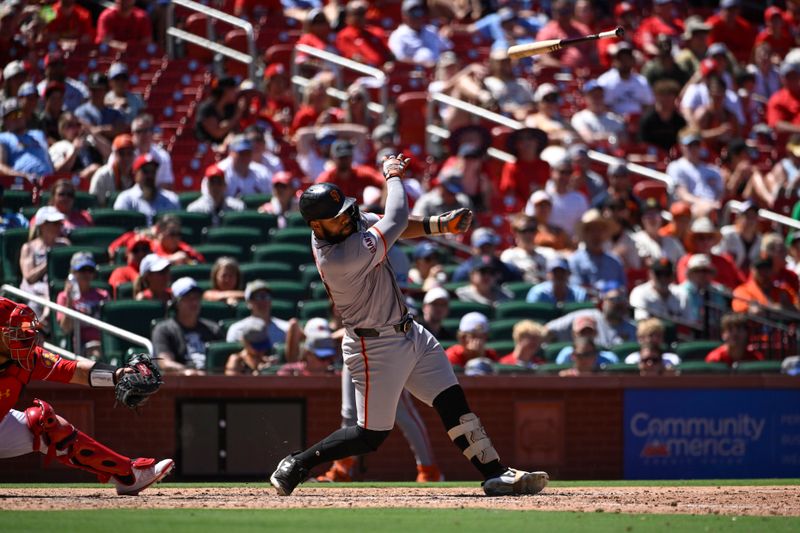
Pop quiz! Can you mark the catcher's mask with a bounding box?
[0,298,41,371]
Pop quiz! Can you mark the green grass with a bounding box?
[1,509,798,533]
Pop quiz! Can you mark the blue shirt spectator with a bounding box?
[388,0,451,66]
[0,99,54,178]
[569,247,626,289]
[526,256,588,305]
[473,8,542,51]
[555,346,618,365]
[113,154,180,225]
[0,184,28,233]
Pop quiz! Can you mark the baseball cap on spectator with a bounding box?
[34,206,66,226]
[573,315,597,333]
[699,58,718,77]
[597,280,624,297]
[736,199,758,214]
[204,164,225,179]
[465,357,495,376]
[245,280,272,300]
[402,0,426,14]
[689,217,719,237]
[641,197,663,214]
[423,287,450,305]
[107,62,129,80]
[240,318,273,352]
[582,79,602,94]
[263,63,286,79]
[17,82,36,98]
[719,0,740,8]
[459,312,489,334]
[707,42,728,58]
[303,317,337,358]
[687,254,715,272]
[2,60,25,80]
[670,201,691,218]
[413,242,439,260]
[139,253,170,275]
[44,81,65,98]
[229,135,253,153]
[779,61,800,77]
[171,277,202,299]
[458,142,484,159]
[506,128,548,156]
[765,6,784,20]
[70,252,96,272]
[1,98,20,117]
[127,233,153,254]
[609,41,633,57]
[438,171,464,194]
[650,257,673,276]
[132,153,159,172]
[682,16,711,39]
[372,124,394,143]
[530,190,552,206]
[44,51,64,67]
[112,134,134,151]
[331,139,354,158]
[271,171,294,186]
[497,7,515,23]
[471,227,501,248]
[614,2,635,17]
[533,83,559,103]
[680,131,703,145]
[568,144,590,161]
[87,72,109,89]
[547,256,570,273]
[470,254,497,273]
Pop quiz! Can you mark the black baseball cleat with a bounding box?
[270,454,310,496]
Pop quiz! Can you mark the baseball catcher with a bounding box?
[0,296,173,494]
[270,154,548,496]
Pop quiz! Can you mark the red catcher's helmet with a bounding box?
[0,297,41,371]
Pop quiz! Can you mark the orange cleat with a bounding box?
[416,464,444,483]
[316,456,355,482]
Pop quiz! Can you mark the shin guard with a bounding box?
[447,413,500,465]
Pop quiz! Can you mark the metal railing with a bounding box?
[166,0,258,81]
[291,44,389,119]
[291,75,386,116]
[1,285,154,357]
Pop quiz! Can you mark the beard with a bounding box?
[319,217,357,244]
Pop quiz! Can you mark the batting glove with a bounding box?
[382,154,410,180]
[424,208,473,235]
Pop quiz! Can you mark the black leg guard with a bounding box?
[294,425,391,470]
[433,385,506,479]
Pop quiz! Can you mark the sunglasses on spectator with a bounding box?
[57,190,75,197]
[133,127,153,134]
[542,93,560,103]
[515,227,537,233]
[250,292,271,301]
[66,122,81,129]
[574,351,596,358]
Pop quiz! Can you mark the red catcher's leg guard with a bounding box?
[25,399,133,484]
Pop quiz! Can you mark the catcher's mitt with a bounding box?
[115,353,163,409]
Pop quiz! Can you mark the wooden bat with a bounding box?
[507,27,625,60]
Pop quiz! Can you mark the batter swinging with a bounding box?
[270,154,548,496]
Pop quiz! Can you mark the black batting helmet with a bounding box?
[299,183,358,224]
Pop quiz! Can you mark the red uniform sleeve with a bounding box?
[445,345,465,367]
[29,347,77,383]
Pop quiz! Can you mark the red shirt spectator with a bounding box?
[635,3,684,56]
[756,7,794,60]
[731,272,794,314]
[676,253,745,291]
[766,67,800,143]
[152,240,204,264]
[705,6,756,64]
[291,104,321,132]
[316,139,384,204]
[47,0,95,41]
[499,160,550,212]
[335,2,393,67]
[535,4,596,70]
[95,0,152,46]
[445,344,499,367]
[705,344,764,366]
[108,235,153,296]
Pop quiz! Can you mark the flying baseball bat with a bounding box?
[507,27,625,60]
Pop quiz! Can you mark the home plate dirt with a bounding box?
[1,486,799,516]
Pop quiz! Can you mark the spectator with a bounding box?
[639,78,686,152]
[291,71,337,132]
[277,318,339,376]
[676,217,744,290]
[667,130,724,217]
[705,0,756,64]
[96,0,152,49]
[554,314,619,365]
[600,2,638,68]
[0,98,54,179]
[75,73,124,141]
[557,337,604,376]
[568,144,606,207]
[500,214,547,283]
[18,82,42,131]
[226,280,300,363]
[705,313,764,366]
[601,198,641,270]
[104,63,144,125]
[764,134,800,208]
[441,126,494,209]
[259,64,295,134]
[597,42,654,116]
[569,209,626,289]
[632,198,685,265]
[592,160,638,214]
[151,214,204,266]
[760,232,800,302]
[132,114,173,190]
[35,51,89,112]
[47,0,94,43]
[388,0,451,67]
[629,258,684,321]
[524,83,576,145]
[641,34,689,87]
[681,60,746,128]
[786,232,800,277]
[416,287,453,340]
[295,8,338,69]
[483,49,534,121]
[547,286,637,346]
[674,254,729,326]
[732,255,795,314]
[204,257,244,306]
[408,243,446,292]
[411,171,470,218]
[756,6,793,61]
[343,84,378,132]
[36,179,93,232]
[1,60,27,100]
[108,234,152,295]
[542,154,589,235]
[89,133,136,206]
[225,318,277,376]
[570,80,625,146]
[452,227,522,283]
[219,135,272,197]
[257,171,300,224]
[39,81,66,143]
[20,206,69,324]
[134,253,172,303]
[714,201,762,272]
[535,0,596,70]
[455,254,514,306]
[244,123,283,176]
[720,139,769,206]
[675,16,711,76]
[499,128,550,211]
[0,184,28,232]
[152,277,222,375]
[523,190,571,250]
[526,256,588,305]
[624,318,680,368]
[335,0,393,67]
[48,112,108,180]
[316,140,384,204]
[659,200,692,248]
[471,6,541,53]
[445,312,498,367]
[635,0,684,57]
[56,252,109,359]
[498,320,546,367]
[188,164,245,226]
[751,42,781,102]
[195,76,244,144]
[113,154,180,225]
[692,75,740,154]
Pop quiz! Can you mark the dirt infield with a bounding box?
[1,485,799,516]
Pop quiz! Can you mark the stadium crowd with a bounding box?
[1,0,800,378]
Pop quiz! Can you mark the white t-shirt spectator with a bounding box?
[597,68,654,115]
[629,280,684,321]
[541,183,589,235]
[216,157,272,197]
[388,24,451,65]
[631,230,686,265]
[112,184,180,225]
[680,82,745,125]
[713,225,762,271]
[570,108,626,142]
[666,157,724,202]
[137,144,174,188]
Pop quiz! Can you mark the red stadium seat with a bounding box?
[184,13,215,64]
[395,92,428,155]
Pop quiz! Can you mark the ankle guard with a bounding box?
[447,413,500,464]
[25,398,133,483]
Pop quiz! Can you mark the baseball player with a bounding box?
[0,297,174,494]
[270,154,549,496]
